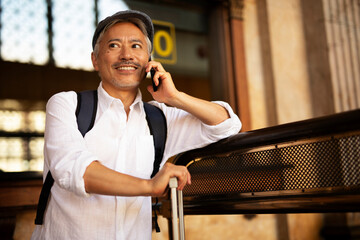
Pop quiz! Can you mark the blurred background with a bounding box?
[0,0,359,239]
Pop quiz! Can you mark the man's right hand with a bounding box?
[149,162,191,197]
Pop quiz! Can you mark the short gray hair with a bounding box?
[93,18,152,57]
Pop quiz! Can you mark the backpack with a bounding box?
[35,90,167,229]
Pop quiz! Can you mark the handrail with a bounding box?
[174,109,360,167]
[0,130,43,138]
[0,171,43,182]
[166,109,360,216]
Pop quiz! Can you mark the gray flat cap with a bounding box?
[92,10,154,51]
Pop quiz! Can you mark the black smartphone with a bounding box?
[150,68,158,92]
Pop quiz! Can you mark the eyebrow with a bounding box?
[107,38,144,44]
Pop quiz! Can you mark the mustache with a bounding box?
[111,61,141,68]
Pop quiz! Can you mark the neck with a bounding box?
[118,91,137,115]
[102,84,138,115]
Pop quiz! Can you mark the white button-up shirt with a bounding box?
[31,83,241,240]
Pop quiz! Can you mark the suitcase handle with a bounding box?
[169,177,185,240]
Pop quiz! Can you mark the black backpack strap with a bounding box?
[76,90,98,137]
[34,171,54,224]
[35,90,98,225]
[143,102,167,178]
[143,102,167,233]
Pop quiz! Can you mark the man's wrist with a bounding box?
[166,91,185,108]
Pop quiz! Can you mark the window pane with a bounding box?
[0,100,45,172]
[0,137,28,172]
[1,0,48,64]
[53,0,95,70]
[0,110,26,132]
[28,110,46,132]
[29,137,44,171]
[98,0,128,21]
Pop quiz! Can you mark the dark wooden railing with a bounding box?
[160,109,360,217]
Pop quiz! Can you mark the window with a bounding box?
[0,1,128,171]
[52,0,95,70]
[0,100,46,172]
[0,0,48,65]
[0,0,129,70]
[0,0,131,172]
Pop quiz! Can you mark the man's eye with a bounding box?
[109,43,119,48]
[132,44,141,49]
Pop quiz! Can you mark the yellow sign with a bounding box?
[152,20,177,65]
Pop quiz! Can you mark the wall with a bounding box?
[245,0,340,130]
[242,0,358,239]
[243,0,325,239]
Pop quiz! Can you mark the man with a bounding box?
[32,10,241,239]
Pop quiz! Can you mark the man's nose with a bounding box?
[119,46,133,60]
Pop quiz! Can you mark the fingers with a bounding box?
[164,163,191,191]
[153,71,172,87]
[146,61,165,72]
[178,168,190,190]
[146,61,167,90]
[150,163,191,197]
[147,62,168,85]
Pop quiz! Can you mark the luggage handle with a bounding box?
[169,177,185,240]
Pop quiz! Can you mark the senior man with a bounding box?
[32,10,241,239]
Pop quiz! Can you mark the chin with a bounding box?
[112,79,141,90]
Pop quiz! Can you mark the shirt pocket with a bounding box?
[135,135,155,179]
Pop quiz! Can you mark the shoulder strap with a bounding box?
[76,90,98,136]
[144,102,167,232]
[143,102,167,178]
[35,90,98,225]
[34,171,54,224]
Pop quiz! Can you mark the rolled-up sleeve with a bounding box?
[200,101,242,140]
[44,92,98,197]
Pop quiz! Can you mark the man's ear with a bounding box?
[91,52,99,71]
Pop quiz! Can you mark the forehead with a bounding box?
[103,22,146,41]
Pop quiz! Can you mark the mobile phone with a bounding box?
[150,68,159,92]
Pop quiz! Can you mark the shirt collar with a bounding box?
[97,82,143,113]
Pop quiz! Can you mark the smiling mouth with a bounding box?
[112,62,141,71]
[116,66,136,70]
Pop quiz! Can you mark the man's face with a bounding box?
[91,22,150,95]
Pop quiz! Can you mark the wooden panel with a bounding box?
[0,184,42,208]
